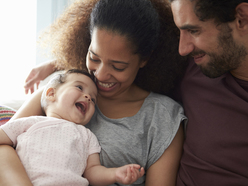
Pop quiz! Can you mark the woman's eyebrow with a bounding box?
[111,60,129,65]
[89,49,99,57]
[89,49,129,65]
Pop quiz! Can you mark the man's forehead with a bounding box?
[171,0,200,29]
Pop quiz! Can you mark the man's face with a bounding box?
[171,0,247,78]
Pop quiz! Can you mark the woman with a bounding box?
[0,0,187,185]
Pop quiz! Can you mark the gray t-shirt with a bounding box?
[86,92,187,185]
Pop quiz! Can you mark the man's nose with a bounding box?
[178,32,194,56]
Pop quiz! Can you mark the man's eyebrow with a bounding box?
[179,24,201,30]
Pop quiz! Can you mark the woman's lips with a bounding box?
[97,81,117,91]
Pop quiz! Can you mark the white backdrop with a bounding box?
[0,0,74,109]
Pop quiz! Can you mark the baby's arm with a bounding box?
[84,153,145,186]
[0,128,13,146]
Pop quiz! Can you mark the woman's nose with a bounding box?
[178,32,194,56]
[94,63,111,81]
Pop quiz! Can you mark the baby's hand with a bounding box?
[115,164,145,185]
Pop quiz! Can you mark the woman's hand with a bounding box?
[24,60,56,94]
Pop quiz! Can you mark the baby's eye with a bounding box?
[91,98,96,104]
[76,85,83,90]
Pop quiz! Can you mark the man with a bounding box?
[169,0,248,185]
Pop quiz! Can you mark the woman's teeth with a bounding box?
[98,81,115,88]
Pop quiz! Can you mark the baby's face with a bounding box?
[54,73,97,125]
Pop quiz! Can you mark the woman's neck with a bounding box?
[96,85,150,119]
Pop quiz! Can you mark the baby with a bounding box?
[0,69,144,186]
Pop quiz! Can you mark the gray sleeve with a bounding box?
[144,94,187,169]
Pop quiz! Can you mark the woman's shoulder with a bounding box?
[145,92,183,108]
[142,92,186,120]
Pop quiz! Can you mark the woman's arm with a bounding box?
[0,88,45,185]
[11,88,44,120]
[0,129,13,146]
[0,145,33,186]
[145,124,184,186]
[0,61,55,184]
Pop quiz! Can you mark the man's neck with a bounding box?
[231,60,248,81]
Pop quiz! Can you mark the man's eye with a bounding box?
[189,30,198,34]
[91,98,96,104]
[76,85,83,90]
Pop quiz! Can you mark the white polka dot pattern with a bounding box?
[1,116,101,186]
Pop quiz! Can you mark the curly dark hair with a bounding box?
[90,0,160,61]
[169,0,248,24]
[41,0,187,95]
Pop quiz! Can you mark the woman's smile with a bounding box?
[97,80,117,91]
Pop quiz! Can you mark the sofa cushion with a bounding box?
[0,105,16,126]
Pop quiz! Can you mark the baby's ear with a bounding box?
[45,87,56,102]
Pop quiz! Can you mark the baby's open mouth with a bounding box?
[75,102,87,115]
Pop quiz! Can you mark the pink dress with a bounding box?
[1,116,101,186]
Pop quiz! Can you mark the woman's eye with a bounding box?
[113,65,125,72]
[90,57,100,62]
[76,85,83,90]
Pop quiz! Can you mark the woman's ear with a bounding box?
[45,87,56,102]
[236,3,248,33]
[139,60,148,68]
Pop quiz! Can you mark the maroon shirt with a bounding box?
[175,59,248,186]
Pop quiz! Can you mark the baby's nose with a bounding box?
[85,95,91,102]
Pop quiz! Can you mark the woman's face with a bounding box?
[86,28,146,99]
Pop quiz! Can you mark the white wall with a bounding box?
[36,0,72,65]
[0,1,37,104]
[0,0,74,108]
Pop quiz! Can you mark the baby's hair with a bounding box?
[41,69,95,113]
[56,69,94,85]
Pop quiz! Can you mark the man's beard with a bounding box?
[192,25,247,78]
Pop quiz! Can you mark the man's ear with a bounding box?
[45,87,56,102]
[236,3,248,33]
